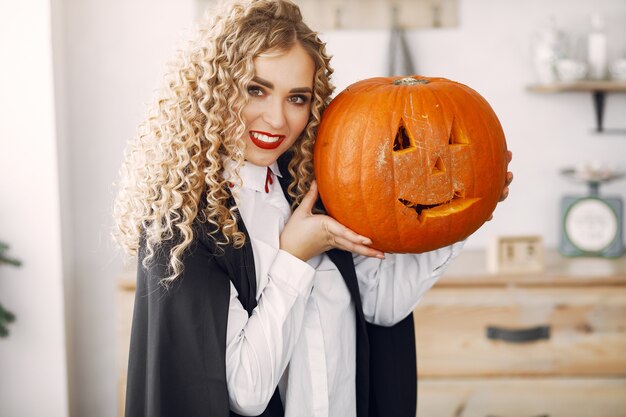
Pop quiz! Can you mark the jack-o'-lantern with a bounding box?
[313,75,508,253]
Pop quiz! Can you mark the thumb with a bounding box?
[298,180,319,214]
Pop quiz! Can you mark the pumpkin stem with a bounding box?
[392,77,429,86]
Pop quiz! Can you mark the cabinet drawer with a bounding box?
[413,286,626,376]
[417,378,626,417]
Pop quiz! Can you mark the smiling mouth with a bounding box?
[249,131,286,150]
[399,190,481,222]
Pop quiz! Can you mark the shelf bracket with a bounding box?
[591,90,626,134]
[592,90,605,132]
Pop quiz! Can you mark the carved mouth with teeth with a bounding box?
[398,190,480,223]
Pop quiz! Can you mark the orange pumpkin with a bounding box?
[313,75,508,253]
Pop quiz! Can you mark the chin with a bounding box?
[245,144,291,167]
[244,152,279,167]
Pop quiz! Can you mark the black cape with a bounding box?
[124,155,417,417]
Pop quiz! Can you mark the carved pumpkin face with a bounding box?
[313,76,508,253]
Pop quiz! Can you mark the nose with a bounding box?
[262,97,287,130]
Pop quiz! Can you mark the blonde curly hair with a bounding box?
[113,0,334,282]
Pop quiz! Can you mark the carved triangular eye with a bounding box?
[393,119,416,152]
[449,117,469,145]
[432,156,445,174]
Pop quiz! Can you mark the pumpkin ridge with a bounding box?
[437,84,473,234]
[355,98,377,241]
[391,84,412,248]
[473,89,506,218]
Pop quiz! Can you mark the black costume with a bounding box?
[124,154,417,417]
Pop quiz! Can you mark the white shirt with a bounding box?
[223,160,464,417]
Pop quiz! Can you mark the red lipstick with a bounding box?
[249,131,286,150]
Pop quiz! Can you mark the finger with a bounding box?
[506,150,513,163]
[334,235,385,259]
[499,186,509,202]
[505,171,514,186]
[323,218,373,246]
[325,222,383,257]
[297,180,319,214]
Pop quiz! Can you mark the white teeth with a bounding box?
[251,132,281,143]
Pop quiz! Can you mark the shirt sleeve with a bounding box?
[225,249,315,415]
[354,240,465,327]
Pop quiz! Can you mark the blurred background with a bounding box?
[1,0,625,416]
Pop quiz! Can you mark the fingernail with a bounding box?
[362,238,372,245]
[376,254,385,260]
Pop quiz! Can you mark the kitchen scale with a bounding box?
[559,166,624,257]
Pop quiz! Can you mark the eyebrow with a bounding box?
[252,76,313,94]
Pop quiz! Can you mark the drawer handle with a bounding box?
[486,325,550,343]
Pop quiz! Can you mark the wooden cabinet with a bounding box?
[413,250,626,417]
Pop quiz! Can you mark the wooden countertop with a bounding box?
[118,250,626,290]
[441,250,626,287]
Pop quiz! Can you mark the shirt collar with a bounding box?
[223,158,283,194]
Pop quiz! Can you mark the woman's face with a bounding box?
[242,42,315,166]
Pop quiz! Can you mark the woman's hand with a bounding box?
[280,181,385,261]
[488,150,514,220]
[500,150,513,202]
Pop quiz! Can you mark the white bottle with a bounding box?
[532,16,566,84]
[587,13,607,80]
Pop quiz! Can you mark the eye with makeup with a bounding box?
[247,84,264,97]
[287,94,310,105]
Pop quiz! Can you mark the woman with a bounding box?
[113,1,512,416]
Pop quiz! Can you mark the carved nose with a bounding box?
[432,156,445,174]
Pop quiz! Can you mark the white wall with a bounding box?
[54,1,196,416]
[0,1,69,416]
[49,0,626,416]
